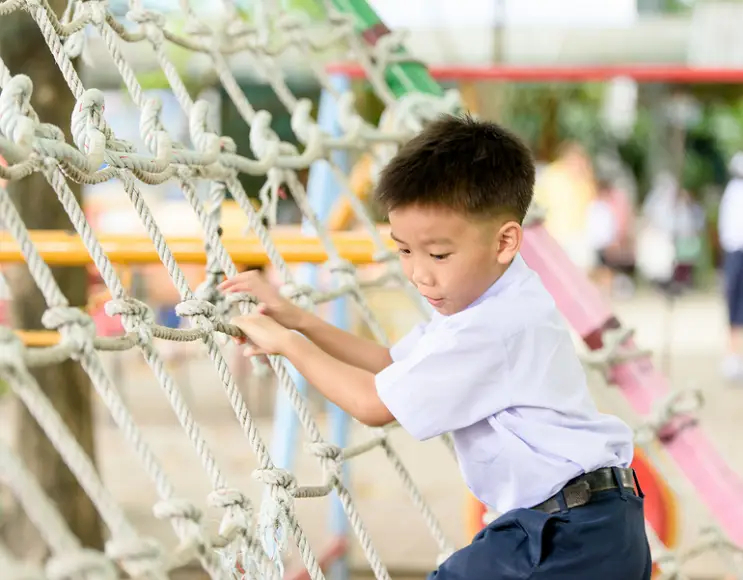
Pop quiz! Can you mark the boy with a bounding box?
[221,115,651,579]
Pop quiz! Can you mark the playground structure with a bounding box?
[1,2,743,580]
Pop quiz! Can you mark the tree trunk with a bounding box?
[0,1,104,560]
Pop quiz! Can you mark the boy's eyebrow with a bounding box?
[421,237,453,245]
[389,232,453,245]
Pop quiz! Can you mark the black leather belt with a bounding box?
[532,467,638,514]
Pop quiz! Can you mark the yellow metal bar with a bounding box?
[0,227,395,266]
[15,330,64,347]
[328,153,374,231]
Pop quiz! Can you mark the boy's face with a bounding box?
[388,204,520,315]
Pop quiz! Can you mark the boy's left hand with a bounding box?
[231,312,292,357]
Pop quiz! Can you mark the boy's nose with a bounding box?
[411,267,435,289]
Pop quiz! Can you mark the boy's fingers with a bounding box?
[218,275,253,291]
[219,281,243,292]
[242,347,266,358]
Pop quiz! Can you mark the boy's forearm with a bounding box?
[294,309,393,373]
[282,332,394,427]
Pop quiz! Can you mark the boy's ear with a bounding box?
[494,219,523,264]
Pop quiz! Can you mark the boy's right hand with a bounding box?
[218,271,305,330]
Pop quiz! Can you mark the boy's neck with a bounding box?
[451,254,521,315]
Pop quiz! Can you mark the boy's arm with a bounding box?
[294,309,392,374]
[282,331,394,427]
[219,270,392,373]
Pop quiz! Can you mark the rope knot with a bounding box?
[279,283,314,310]
[327,259,356,276]
[105,298,154,346]
[153,499,207,557]
[182,14,211,36]
[61,1,88,59]
[580,326,651,379]
[139,97,171,159]
[0,75,36,149]
[254,468,297,574]
[175,299,216,331]
[126,8,166,29]
[189,100,220,156]
[219,136,237,154]
[252,467,297,493]
[45,549,118,580]
[208,487,250,510]
[306,442,343,482]
[41,306,96,358]
[306,441,342,461]
[0,326,26,373]
[289,98,316,146]
[71,89,106,169]
[249,111,281,161]
[635,388,704,446]
[152,498,202,522]
[208,488,254,541]
[336,92,366,141]
[86,0,107,25]
[223,291,257,309]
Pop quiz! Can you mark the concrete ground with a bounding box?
[2,285,742,579]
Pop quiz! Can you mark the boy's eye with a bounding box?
[397,248,411,255]
[431,253,451,261]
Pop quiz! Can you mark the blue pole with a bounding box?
[269,72,352,580]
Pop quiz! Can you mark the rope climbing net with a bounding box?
[1,1,742,579]
[0,1,464,579]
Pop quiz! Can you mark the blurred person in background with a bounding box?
[637,172,704,294]
[719,153,743,383]
[587,176,636,298]
[534,141,597,270]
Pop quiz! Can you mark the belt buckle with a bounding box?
[563,479,591,508]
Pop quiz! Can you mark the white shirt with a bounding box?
[720,178,743,252]
[375,254,635,513]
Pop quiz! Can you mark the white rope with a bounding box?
[0,1,459,578]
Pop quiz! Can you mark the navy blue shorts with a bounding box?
[429,468,651,580]
[724,250,743,327]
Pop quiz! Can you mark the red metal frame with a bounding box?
[327,62,743,83]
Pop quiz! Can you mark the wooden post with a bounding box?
[0,1,104,559]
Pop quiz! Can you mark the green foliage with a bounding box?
[498,82,611,160]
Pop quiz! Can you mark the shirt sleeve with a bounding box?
[389,322,426,362]
[376,316,511,441]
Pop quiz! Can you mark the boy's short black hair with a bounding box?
[374,114,535,222]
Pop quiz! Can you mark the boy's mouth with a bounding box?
[424,296,444,307]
